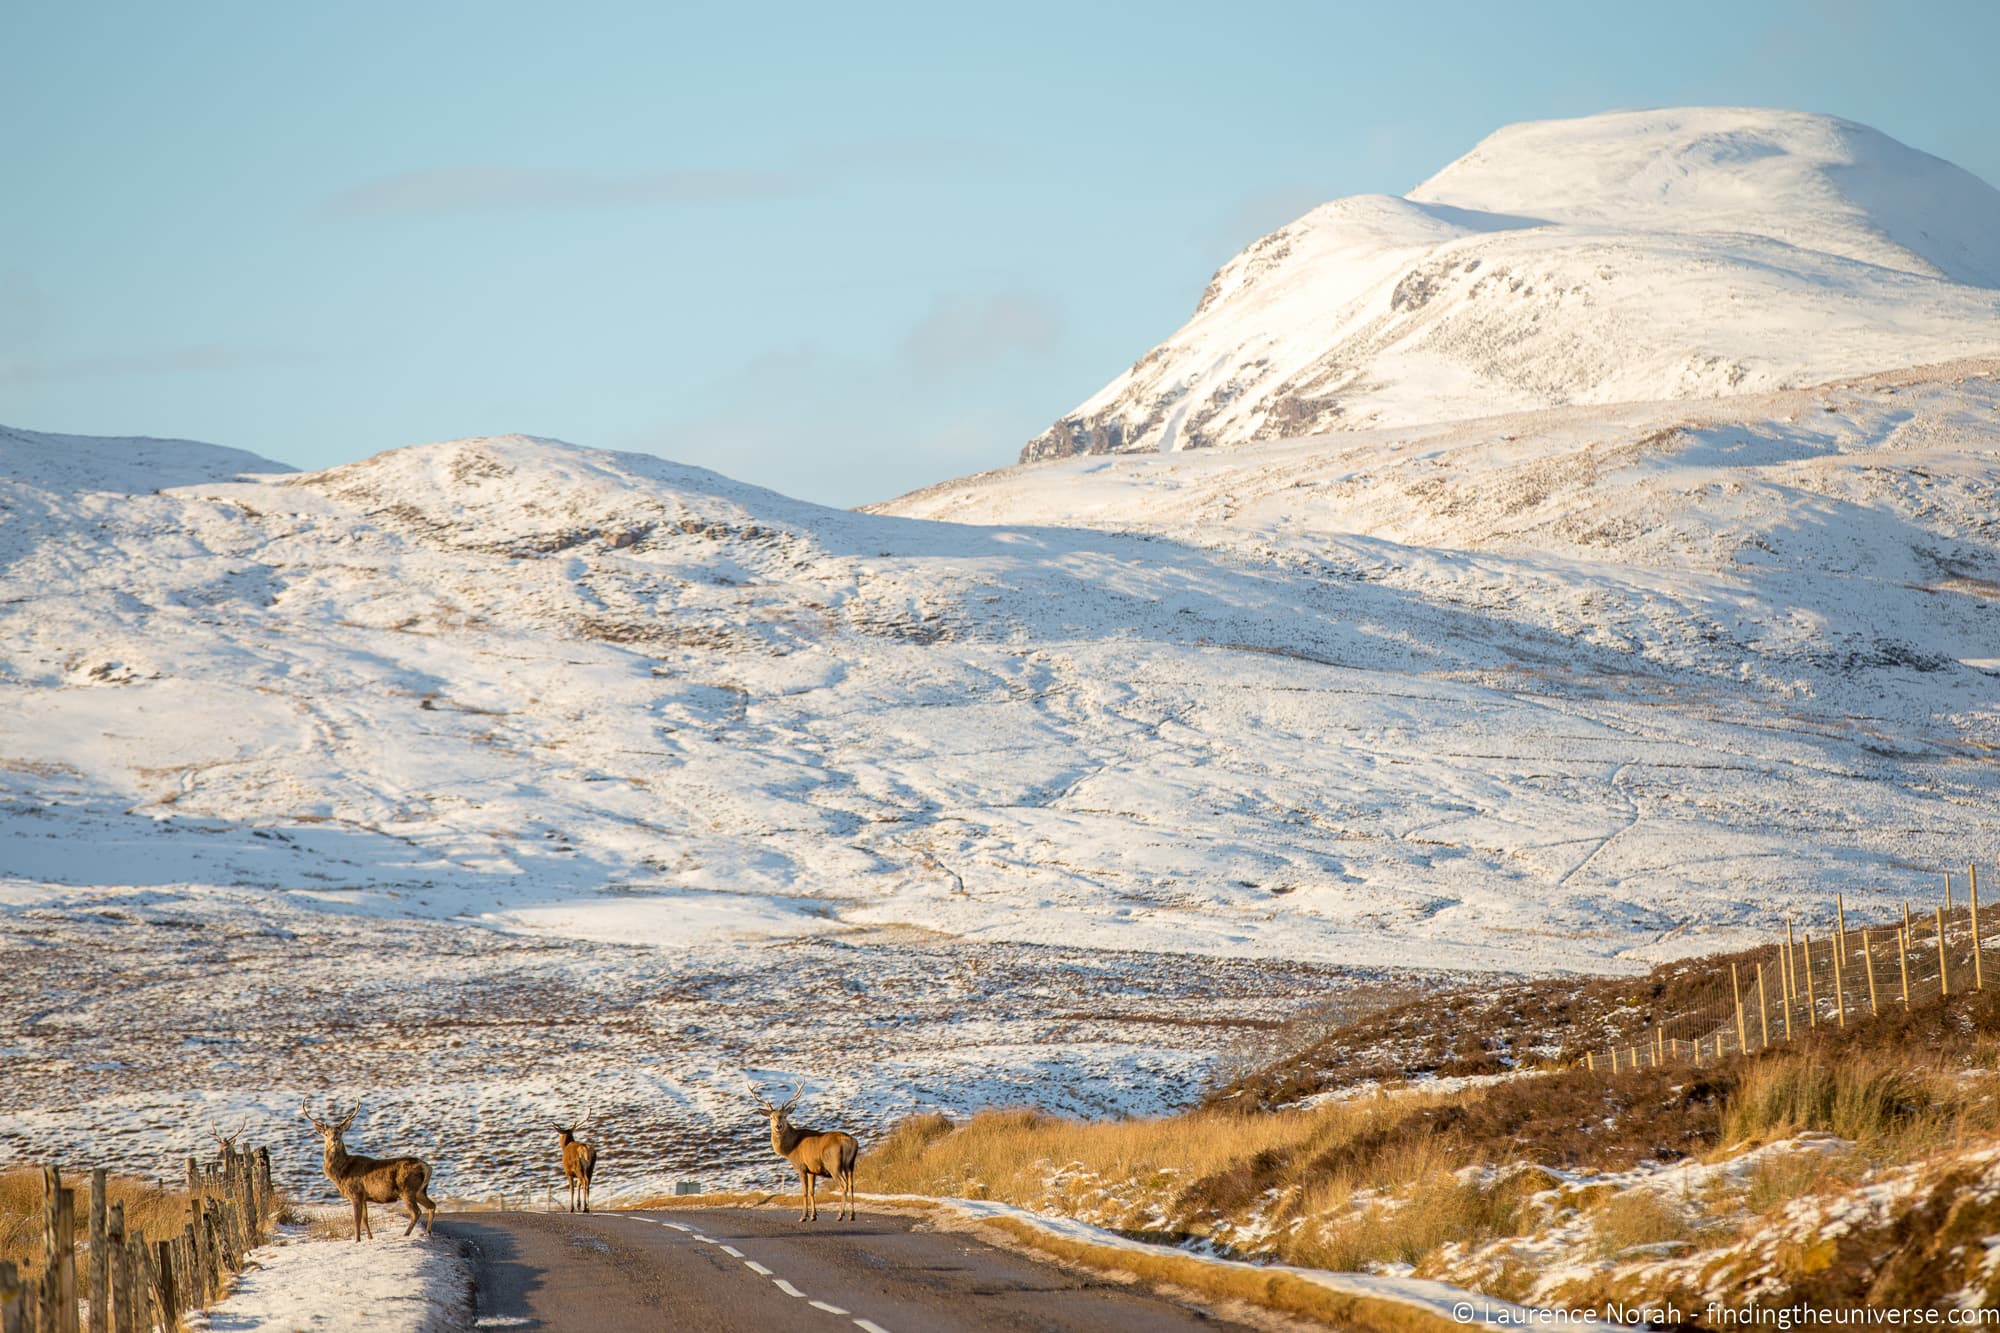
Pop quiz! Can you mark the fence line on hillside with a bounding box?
[1585,866,1989,1074]
[0,1142,275,1333]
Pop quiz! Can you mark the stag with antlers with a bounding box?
[754,1084,858,1222]
[209,1118,247,1161]
[301,1101,438,1241]
[552,1105,598,1213]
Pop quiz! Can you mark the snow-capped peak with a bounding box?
[1024,108,2000,462]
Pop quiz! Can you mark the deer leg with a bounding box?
[402,1192,420,1236]
[351,1195,365,1242]
[582,1175,591,1214]
[798,1167,812,1221]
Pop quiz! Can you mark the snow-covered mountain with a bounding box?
[1023,109,2000,461]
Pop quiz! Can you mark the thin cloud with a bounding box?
[903,289,1064,380]
[0,342,280,388]
[321,166,797,219]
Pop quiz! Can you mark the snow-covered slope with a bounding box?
[1024,109,2000,461]
[8,403,1996,975]
[6,380,1999,1191]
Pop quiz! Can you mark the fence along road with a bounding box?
[1589,865,1993,1072]
[440,1206,1259,1333]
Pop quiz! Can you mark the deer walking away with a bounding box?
[303,1101,439,1240]
[553,1108,598,1213]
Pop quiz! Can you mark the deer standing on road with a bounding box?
[301,1102,438,1241]
[552,1108,598,1213]
[754,1084,858,1222]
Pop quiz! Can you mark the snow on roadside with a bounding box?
[191,1222,467,1333]
[912,1194,1541,1327]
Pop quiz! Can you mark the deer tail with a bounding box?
[840,1136,859,1173]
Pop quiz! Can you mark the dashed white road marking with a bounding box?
[641,1214,892,1330]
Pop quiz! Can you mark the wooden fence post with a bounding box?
[1,1259,22,1333]
[44,1167,78,1333]
[88,1170,106,1333]
[1832,931,1846,1027]
[1836,892,1847,957]
[1864,929,1879,1016]
[107,1205,127,1333]
[1804,934,1818,1027]
[1900,927,1912,1007]
[154,1240,177,1333]
[1756,964,1771,1048]
[1732,962,1748,1055]
[1792,920,1808,1012]
[1973,864,1984,992]
[1938,905,1951,996]
[128,1233,152,1333]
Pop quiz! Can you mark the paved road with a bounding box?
[439,1207,1258,1332]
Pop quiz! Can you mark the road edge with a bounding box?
[630,1193,1537,1332]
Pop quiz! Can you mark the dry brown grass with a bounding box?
[1587,1189,1695,1258]
[0,1169,196,1282]
[1720,1049,1971,1152]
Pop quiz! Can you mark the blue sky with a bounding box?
[5,1,1996,506]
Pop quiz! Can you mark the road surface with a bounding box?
[439,1206,1260,1332]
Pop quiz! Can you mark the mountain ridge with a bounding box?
[1023,107,2000,463]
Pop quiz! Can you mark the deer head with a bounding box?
[302,1101,360,1156]
[210,1118,248,1158]
[551,1101,593,1145]
[753,1084,803,1129]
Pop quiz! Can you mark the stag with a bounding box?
[754,1084,858,1222]
[210,1118,247,1161]
[301,1102,438,1241]
[552,1106,597,1213]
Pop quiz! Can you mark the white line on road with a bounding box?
[854,1320,893,1333]
[810,1300,851,1314]
[720,1245,744,1258]
[693,1234,718,1244]
[773,1279,806,1298]
[744,1260,773,1276]
[660,1221,691,1232]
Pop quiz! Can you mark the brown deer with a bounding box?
[301,1102,438,1241]
[754,1084,858,1222]
[210,1119,246,1161]
[552,1106,597,1213]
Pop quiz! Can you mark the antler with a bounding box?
[300,1100,326,1131]
[336,1102,360,1132]
[779,1083,803,1114]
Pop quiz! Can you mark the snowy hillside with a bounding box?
[1024,109,2000,461]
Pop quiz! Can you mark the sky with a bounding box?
[4,1,1998,508]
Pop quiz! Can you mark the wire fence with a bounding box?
[1588,866,1989,1073]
